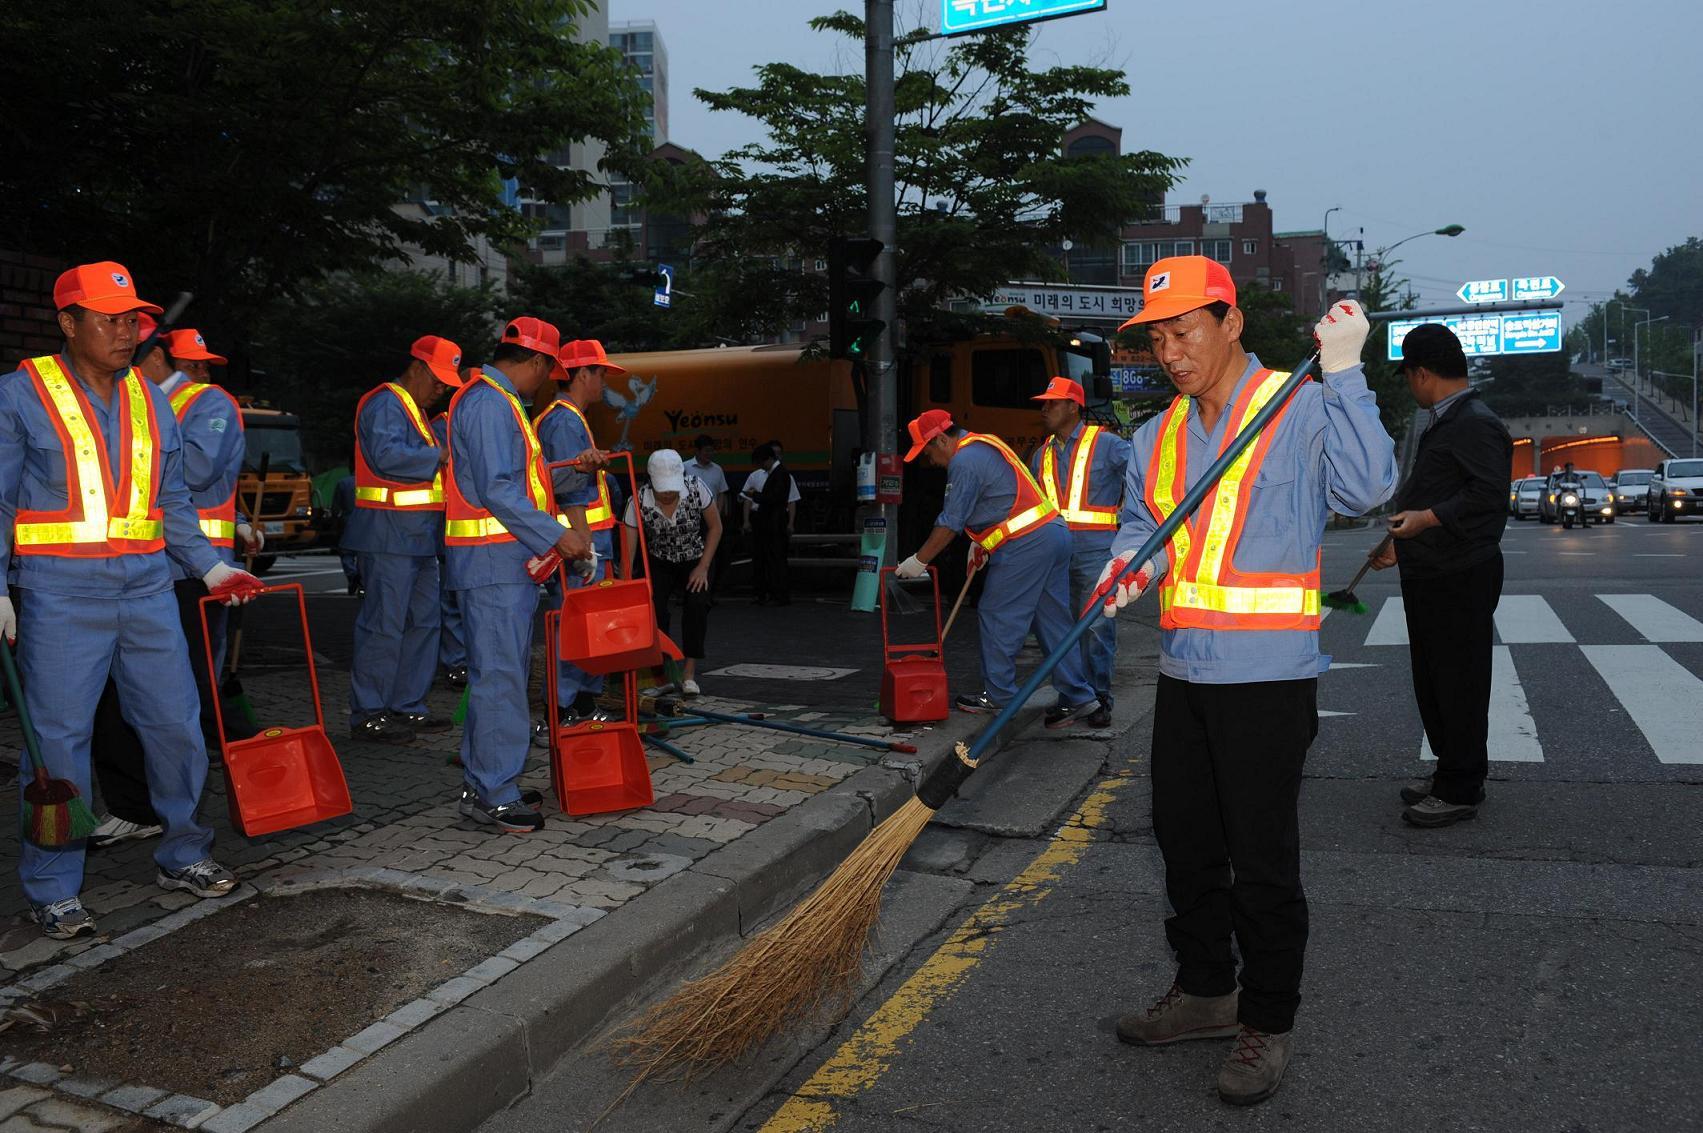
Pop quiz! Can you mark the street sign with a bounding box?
[941,0,1107,36]
[652,264,673,309]
[1457,278,1508,304]
[1511,275,1565,301]
[1386,310,1565,360]
[972,282,1144,324]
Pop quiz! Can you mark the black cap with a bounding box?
[1396,323,1468,379]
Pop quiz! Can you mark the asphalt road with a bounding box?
[488,516,1703,1132]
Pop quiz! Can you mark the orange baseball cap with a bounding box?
[1032,376,1085,406]
[53,261,163,316]
[557,338,627,377]
[500,316,565,379]
[410,334,465,387]
[1118,255,1237,329]
[166,328,228,365]
[903,408,955,462]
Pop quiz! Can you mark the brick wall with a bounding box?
[0,248,65,365]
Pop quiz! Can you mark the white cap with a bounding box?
[648,448,686,493]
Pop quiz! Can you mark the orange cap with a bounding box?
[410,335,465,387]
[500,316,565,380]
[903,408,955,462]
[557,338,628,378]
[1118,255,1237,329]
[53,261,163,316]
[166,328,228,365]
[1031,376,1085,405]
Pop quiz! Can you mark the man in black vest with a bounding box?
[1369,323,1512,827]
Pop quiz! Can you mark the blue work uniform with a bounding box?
[445,367,567,806]
[937,440,1096,709]
[1111,354,1398,683]
[431,413,466,672]
[0,355,222,907]
[1030,421,1131,707]
[534,393,615,707]
[343,384,444,727]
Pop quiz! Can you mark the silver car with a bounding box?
[1612,468,1652,514]
[1510,477,1544,519]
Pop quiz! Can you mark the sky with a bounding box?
[614,0,1700,320]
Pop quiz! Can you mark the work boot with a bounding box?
[1116,984,1240,1046]
[954,692,1000,714]
[1217,1025,1293,1106]
[1403,795,1479,827]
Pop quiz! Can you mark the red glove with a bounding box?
[967,543,988,573]
[1088,554,1153,619]
[525,550,563,583]
[203,563,266,606]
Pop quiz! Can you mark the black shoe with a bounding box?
[954,692,1000,714]
[445,665,468,688]
[1084,703,1113,729]
[398,712,452,733]
[458,786,543,817]
[1044,699,1099,730]
[1402,795,1480,827]
[346,579,360,596]
[467,797,545,833]
[1401,778,1484,806]
[352,715,415,744]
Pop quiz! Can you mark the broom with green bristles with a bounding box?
[1321,532,1393,614]
[1,639,100,846]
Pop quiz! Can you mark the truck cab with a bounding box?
[237,401,317,570]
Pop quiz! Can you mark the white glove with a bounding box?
[1093,554,1154,619]
[895,554,929,580]
[1313,300,1371,375]
[966,543,988,573]
[0,595,15,644]
[573,544,599,579]
[203,561,265,606]
[236,522,265,554]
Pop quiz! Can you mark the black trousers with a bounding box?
[1400,554,1503,805]
[752,521,790,603]
[648,555,710,659]
[1152,674,1316,1034]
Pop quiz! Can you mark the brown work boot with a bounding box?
[1217,1025,1293,1106]
[1115,983,1240,1046]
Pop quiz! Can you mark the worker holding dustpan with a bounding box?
[0,262,263,939]
[1096,257,1396,1105]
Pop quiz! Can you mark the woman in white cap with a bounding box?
[621,448,722,696]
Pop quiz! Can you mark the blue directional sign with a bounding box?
[1457,278,1508,304]
[1499,311,1564,354]
[653,264,673,309]
[1511,275,1565,301]
[941,0,1107,36]
[1387,311,1565,360]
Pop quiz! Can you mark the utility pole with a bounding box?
[864,0,898,559]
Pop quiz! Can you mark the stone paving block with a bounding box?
[55,1075,118,1099]
[598,852,691,885]
[9,1064,61,1087]
[497,936,553,963]
[425,975,484,1006]
[342,1019,407,1056]
[98,1084,167,1113]
[142,1092,221,1127]
[199,1102,269,1133]
[298,1045,364,1083]
[65,943,122,971]
[462,955,519,985]
[384,997,444,1029]
[16,1097,126,1132]
[239,1073,316,1113]
[0,1088,49,1122]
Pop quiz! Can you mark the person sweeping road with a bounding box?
[1095,256,1396,1105]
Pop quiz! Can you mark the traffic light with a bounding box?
[828,235,885,360]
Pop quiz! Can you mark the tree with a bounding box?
[508,258,725,353]
[1354,264,1419,442]
[1234,281,1311,373]
[0,1,651,327]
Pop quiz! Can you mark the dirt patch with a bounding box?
[2,888,543,1105]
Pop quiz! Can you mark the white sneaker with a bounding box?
[87,814,164,848]
[681,679,701,698]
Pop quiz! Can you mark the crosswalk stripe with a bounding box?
[1420,646,1543,763]
[1597,594,1703,642]
[1364,596,1408,646]
[1579,646,1703,764]
[1495,595,1574,643]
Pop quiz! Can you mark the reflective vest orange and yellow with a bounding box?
[956,433,1059,552]
[168,381,240,547]
[353,383,444,512]
[1144,368,1320,632]
[442,376,555,546]
[1038,425,1119,532]
[13,356,166,558]
[535,399,615,531]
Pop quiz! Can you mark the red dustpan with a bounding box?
[201,584,353,837]
[878,565,949,723]
[556,452,664,675]
[545,608,654,816]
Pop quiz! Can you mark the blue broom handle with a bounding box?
[0,638,43,780]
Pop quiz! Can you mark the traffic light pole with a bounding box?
[865,0,898,562]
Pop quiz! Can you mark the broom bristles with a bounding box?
[611,795,936,1093]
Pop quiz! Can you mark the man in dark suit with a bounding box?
[1369,323,1512,827]
[743,443,794,605]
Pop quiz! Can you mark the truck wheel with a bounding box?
[251,554,277,576]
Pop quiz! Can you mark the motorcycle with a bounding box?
[1558,483,1584,529]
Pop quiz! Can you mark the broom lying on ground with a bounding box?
[1,639,100,846]
[609,353,1325,1092]
[1321,532,1393,614]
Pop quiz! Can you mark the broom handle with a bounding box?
[939,564,978,645]
[0,639,43,780]
[226,451,269,677]
[920,354,1323,807]
[1343,533,1394,593]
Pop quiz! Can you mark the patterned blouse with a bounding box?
[622,476,714,564]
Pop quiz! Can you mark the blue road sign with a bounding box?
[1457,278,1508,304]
[1500,311,1564,354]
[1387,311,1565,360]
[941,0,1107,36]
[653,264,673,309]
[1511,276,1565,301]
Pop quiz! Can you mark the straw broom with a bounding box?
[610,354,1327,1090]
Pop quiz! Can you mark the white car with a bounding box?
[1612,468,1653,515]
[1510,477,1544,519]
[1647,458,1703,523]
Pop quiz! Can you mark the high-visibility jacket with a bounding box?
[1038,425,1119,531]
[168,381,240,547]
[12,356,165,557]
[1144,368,1320,632]
[535,399,614,531]
[957,433,1059,553]
[443,375,554,545]
[353,383,444,511]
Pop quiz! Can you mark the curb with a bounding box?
[259,705,1037,1133]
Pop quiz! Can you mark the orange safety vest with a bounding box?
[442,375,555,545]
[1144,368,1320,632]
[168,381,240,547]
[535,399,615,531]
[13,356,165,557]
[1038,425,1120,531]
[956,433,1059,552]
[353,383,444,511]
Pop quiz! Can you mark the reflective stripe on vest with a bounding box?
[1144,369,1319,632]
[353,383,445,510]
[957,434,1059,552]
[168,381,240,548]
[443,376,555,545]
[537,400,614,530]
[13,356,165,556]
[1038,425,1120,531]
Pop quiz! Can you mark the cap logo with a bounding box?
[111,272,130,289]
[194,334,206,347]
[1149,272,1171,293]
[451,353,462,366]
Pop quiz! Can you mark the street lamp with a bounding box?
[1379,224,1466,260]
[1321,206,1341,315]
[1635,313,1668,402]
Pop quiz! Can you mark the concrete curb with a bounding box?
[260,706,1035,1133]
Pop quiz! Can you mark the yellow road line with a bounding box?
[757,760,1140,1133]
